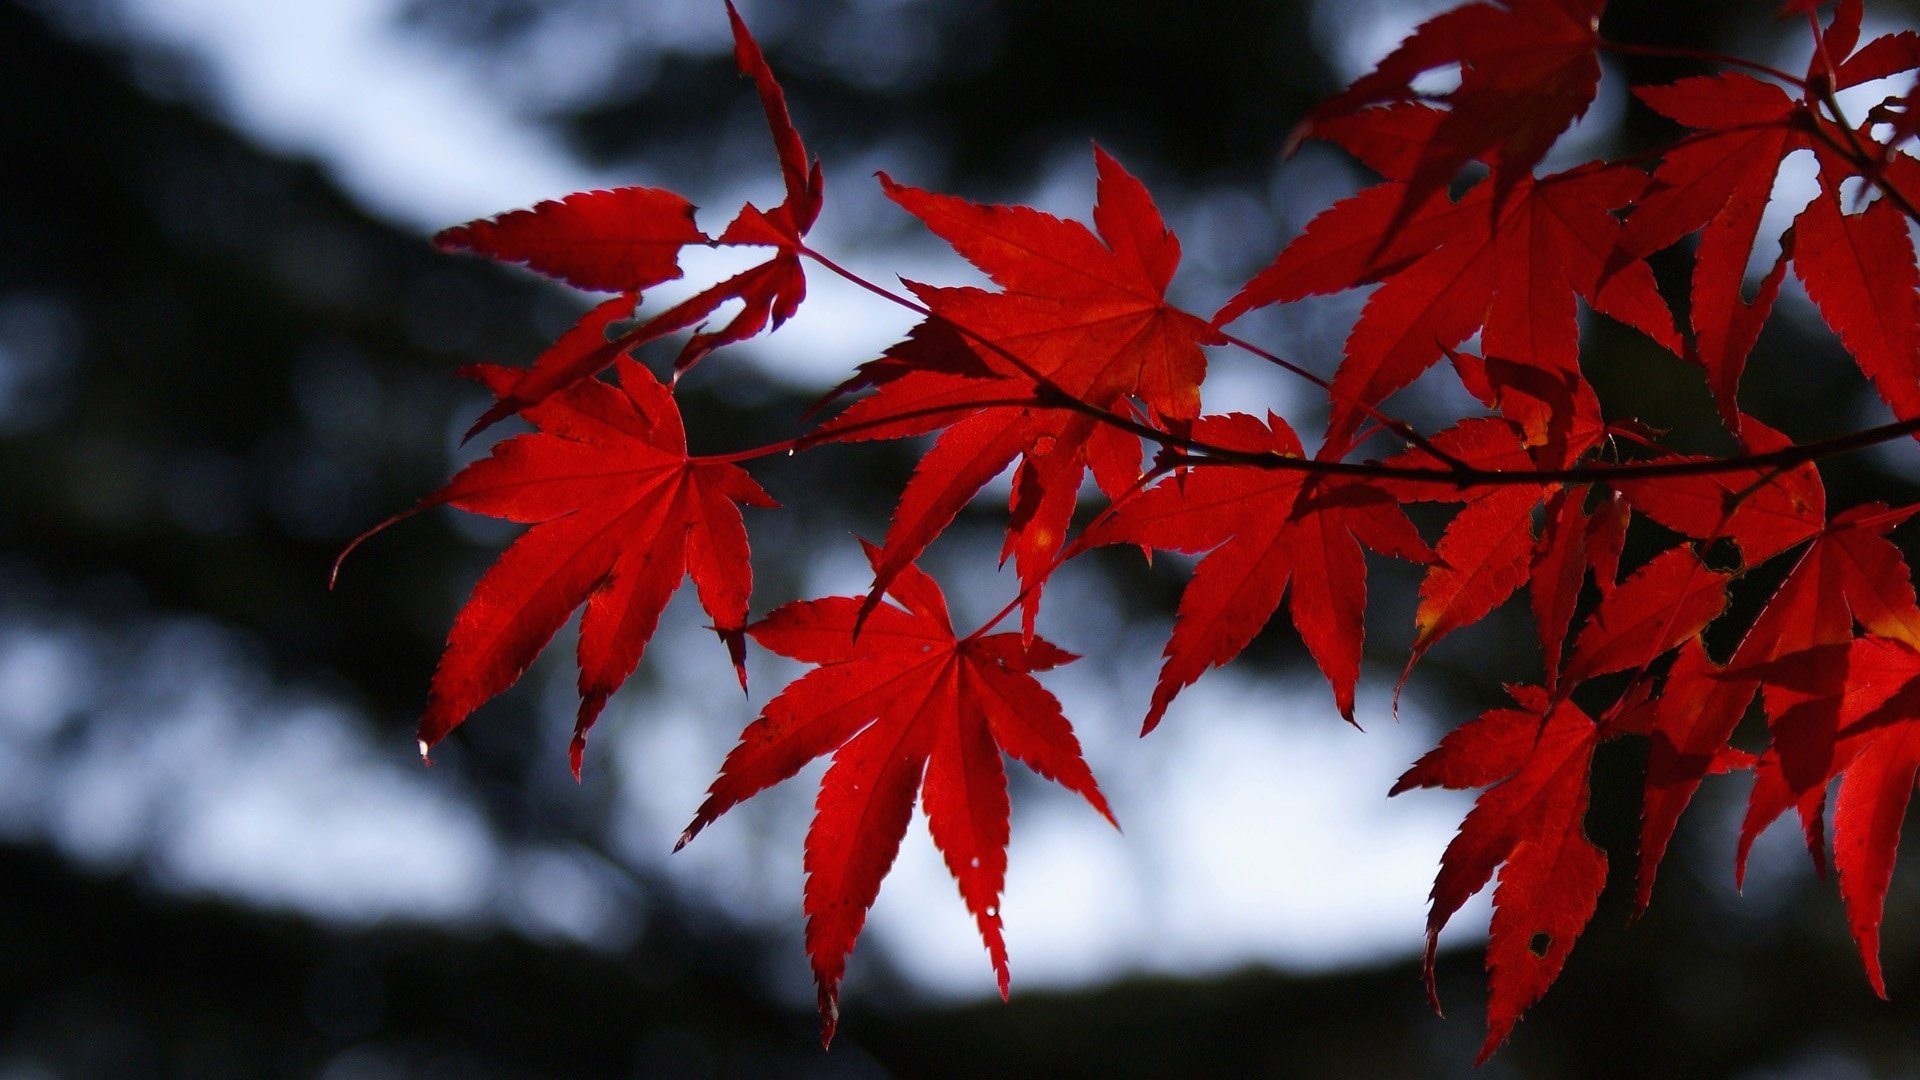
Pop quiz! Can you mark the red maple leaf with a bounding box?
[826,148,1217,624]
[1217,160,1676,452]
[1791,181,1920,421]
[1392,686,1607,1063]
[676,543,1115,1045]
[1616,72,1808,434]
[1078,413,1432,728]
[408,356,774,777]
[879,148,1214,424]
[1638,504,1914,911]
[435,1,822,437]
[434,186,703,294]
[1560,544,1730,686]
[1612,416,1826,566]
[1741,634,1920,994]
[1301,0,1606,212]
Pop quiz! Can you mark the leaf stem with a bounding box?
[797,243,1920,490]
[1215,330,1468,467]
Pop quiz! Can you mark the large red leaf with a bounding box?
[1731,507,1920,881]
[1740,636,1920,994]
[1634,505,1920,911]
[415,357,774,777]
[880,147,1217,424]
[678,544,1114,1045]
[844,148,1215,613]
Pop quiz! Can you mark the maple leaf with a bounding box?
[1407,486,1542,678]
[1612,416,1826,566]
[1728,507,1920,883]
[1300,0,1606,213]
[878,148,1215,422]
[1078,414,1432,729]
[411,356,774,777]
[434,186,704,294]
[1393,686,1607,1063]
[1740,634,1920,995]
[1791,184,1920,422]
[832,148,1215,621]
[435,1,822,437]
[676,543,1115,1046]
[1217,163,1677,452]
[1617,73,1808,434]
[1559,544,1730,687]
[1379,419,1555,685]
[1529,485,1600,689]
[1637,504,1916,911]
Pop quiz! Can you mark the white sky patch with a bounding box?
[0,614,503,926]
[155,704,499,922]
[862,674,1480,998]
[101,0,618,231]
[1311,0,1464,85]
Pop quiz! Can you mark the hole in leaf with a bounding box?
[1528,932,1552,958]
[1700,536,1742,573]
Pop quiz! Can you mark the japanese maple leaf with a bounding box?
[676,543,1115,1045]
[1741,634,1920,995]
[1559,544,1730,687]
[1613,416,1826,567]
[1077,413,1432,729]
[434,185,703,294]
[1392,686,1607,1063]
[832,148,1214,620]
[1791,182,1920,422]
[1217,162,1676,453]
[1636,504,1915,912]
[1300,0,1605,213]
[879,147,1215,426]
[436,1,822,436]
[1617,73,1809,433]
[1729,506,1920,878]
[411,355,774,777]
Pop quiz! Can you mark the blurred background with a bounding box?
[7,0,1920,1075]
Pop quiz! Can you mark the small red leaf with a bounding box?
[1792,192,1920,422]
[435,187,704,293]
[1403,690,1605,1061]
[1613,418,1826,566]
[1561,547,1730,687]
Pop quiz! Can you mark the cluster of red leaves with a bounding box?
[355,0,1920,1061]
